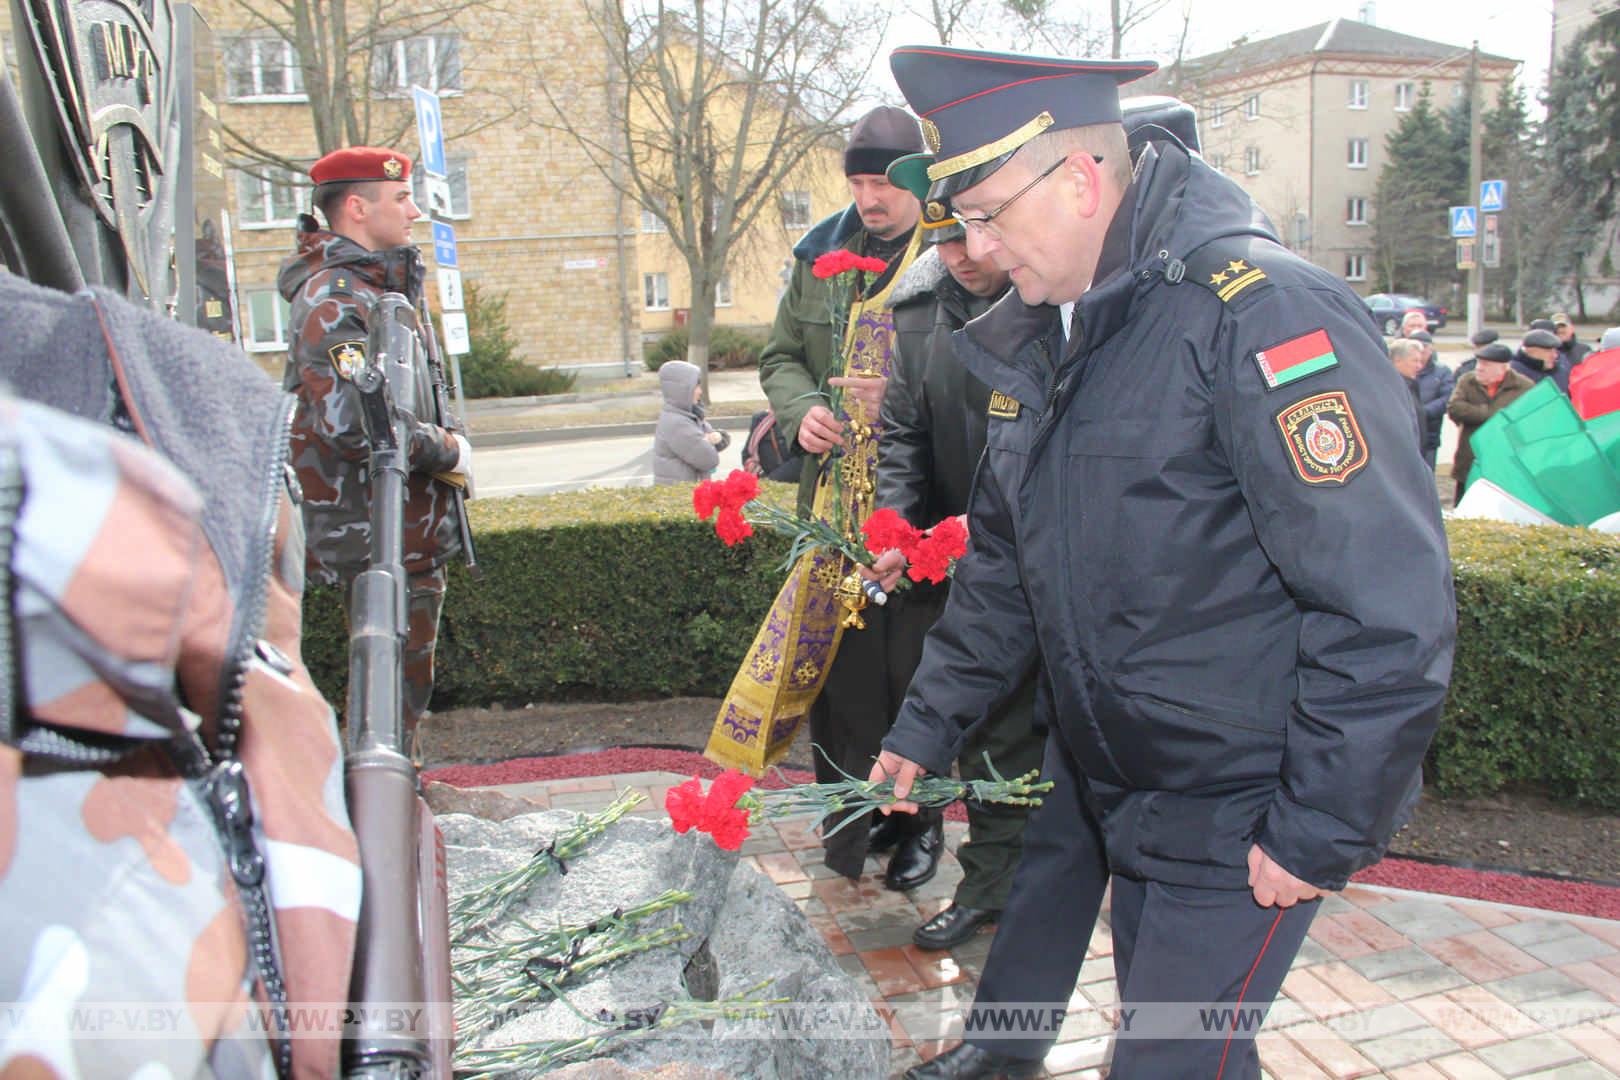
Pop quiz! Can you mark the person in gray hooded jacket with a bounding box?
[653,359,729,484]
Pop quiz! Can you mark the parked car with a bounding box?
[1363,293,1449,335]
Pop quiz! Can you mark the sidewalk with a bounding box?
[464,368,765,446]
[445,761,1620,1079]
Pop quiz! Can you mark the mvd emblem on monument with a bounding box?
[18,0,179,302]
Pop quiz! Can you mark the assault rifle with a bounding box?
[342,293,455,1077]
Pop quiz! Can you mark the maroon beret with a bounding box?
[310,146,411,185]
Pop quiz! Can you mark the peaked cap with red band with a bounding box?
[309,146,412,186]
[889,46,1157,200]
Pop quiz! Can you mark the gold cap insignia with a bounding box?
[921,117,941,154]
[926,200,948,223]
[383,157,403,179]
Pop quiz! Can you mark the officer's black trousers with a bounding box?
[967,723,1318,1078]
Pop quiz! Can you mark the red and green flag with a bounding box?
[1254,329,1339,390]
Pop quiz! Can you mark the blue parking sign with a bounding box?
[412,86,447,179]
[432,221,458,267]
[1449,206,1477,238]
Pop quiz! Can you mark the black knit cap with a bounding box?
[845,106,925,177]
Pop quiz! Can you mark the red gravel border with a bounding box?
[426,748,1620,920]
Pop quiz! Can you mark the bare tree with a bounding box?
[217,0,519,173]
[1005,0,1171,58]
[530,0,886,384]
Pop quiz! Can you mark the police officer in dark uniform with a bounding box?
[867,47,1455,1080]
[279,146,472,757]
[873,156,1044,950]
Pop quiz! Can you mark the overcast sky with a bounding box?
[879,0,1577,100]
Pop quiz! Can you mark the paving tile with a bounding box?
[1474,1033,1585,1077]
[1257,1031,1334,1079]
[1378,900,1499,942]
[547,790,622,811]
[1489,970,1594,1006]
[1518,1063,1620,1079]
[1324,1002,1427,1040]
[1408,992,1510,1049]
[862,946,930,997]
[1285,1020,1383,1077]
[755,851,809,885]
[1565,962,1620,1003]
[844,917,922,954]
[808,913,854,956]
[1431,1051,1512,1079]
[1518,993,1619,1031]
[1428,933,1547,984]
[1383,965,1473,1000]
[1338,908,1416,951]
[1454,903,1521,930]
[1284,967,1357,1019]
[1054,1007,1115,1042]
[777,879,813,900]
[1598,956,1620,978]
[1521,935,1618,970]
[1561,1023,1620,1073]
[1582,923,1620,951]
[1357,1025,1463,1070]
[1294,937,1337,967]
[1348,945,1443,981]
[1341,886,1397,907]
[1497,922,1597,950]
[1312,960,1400,1009]
[1449,985,1545,1039]
[901,945,969,990]
[1311,915,1380,960]
[773,818,822,850]
[1391,1064,1455,1079]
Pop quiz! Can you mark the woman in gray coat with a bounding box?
[652,360,730,484]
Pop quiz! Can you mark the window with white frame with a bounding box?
[1244,146,1261,175]
[372,34,462,96]
[780,190,811,229]
[244,288,293,351]
[643,272,670,311]
[1209,103,1225,128]
[640,204,667,232]
[223,36,305,101]
[1348,138,1369,169]
[235,166,307,228]
[1394,82,1414,111]
[1346,197,1368,225]
[1206,150,1227,171]
[716,274,733,307]
[1348,80,1368,109]
[1243,94,1260,119]
[410,156,472,219]
[1345,254,1367,281]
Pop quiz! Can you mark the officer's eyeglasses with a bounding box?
[955,154,1103,242]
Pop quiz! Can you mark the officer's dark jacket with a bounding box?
[1415,358,1455,453]
[884,139,1457,891]
[878,246,1004,526]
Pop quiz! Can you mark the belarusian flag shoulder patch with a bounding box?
[1254,328,1338,391]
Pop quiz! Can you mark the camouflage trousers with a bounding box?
[340,564,447,760]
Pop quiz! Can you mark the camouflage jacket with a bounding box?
[278,215,462,584]
[0,276,360,1078]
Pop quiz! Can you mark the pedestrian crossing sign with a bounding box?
[1480,180,1506,213]
[1450,206,1477,238]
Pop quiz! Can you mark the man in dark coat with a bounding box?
[872,159,1044,947]
[1407,330,1454,470]
[279,146,472,757]
[1553,312,1592,366]
[870,46,1455,1080]
[1512,328,1572,394]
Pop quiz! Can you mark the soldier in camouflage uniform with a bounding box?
[278,146,472,755]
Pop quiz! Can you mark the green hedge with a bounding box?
[301,496,1620,808]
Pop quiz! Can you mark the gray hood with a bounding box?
[659,360,703,409]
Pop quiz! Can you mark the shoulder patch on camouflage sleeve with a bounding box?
[328,341,366,382]
[987,390,1021,420]
[1274,390,1370,485]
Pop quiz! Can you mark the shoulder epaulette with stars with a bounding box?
[1183,239,1275,307]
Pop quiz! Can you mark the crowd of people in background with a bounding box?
[1386,309,1620,504]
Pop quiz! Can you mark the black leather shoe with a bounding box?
[867,810,906,854]
[913,903,999,950]
[884,818,944,891]
[905,1042,1043,1080]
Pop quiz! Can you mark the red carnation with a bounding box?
[853,255,888,274]
[812,250,860,279]
[665,770,756,850]
[715,507,754,546]
[722,468,760,509]
[862,507,920,554]
[693,479,724,520]
[906,516,970,584]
